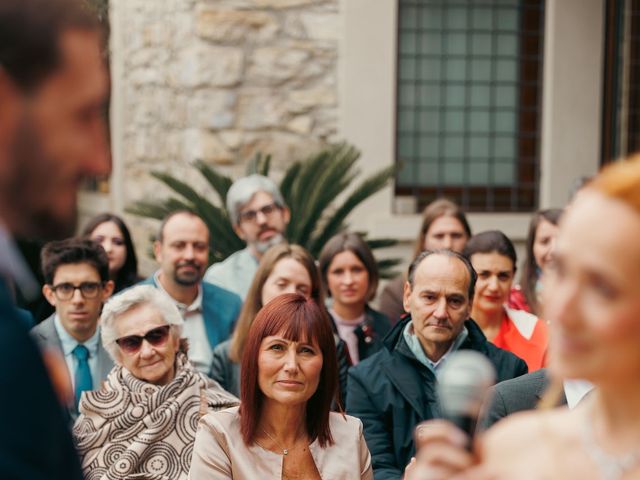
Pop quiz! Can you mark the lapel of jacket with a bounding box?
[379,347,436,419]
[95,339,114,383]
[35,314,65,354]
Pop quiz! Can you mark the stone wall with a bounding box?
[110,0,340,273]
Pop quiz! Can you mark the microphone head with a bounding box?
[437,350,496,420]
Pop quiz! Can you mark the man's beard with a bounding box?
[173,261,203,286]
[4,114,77,239]
[253,233,286,254]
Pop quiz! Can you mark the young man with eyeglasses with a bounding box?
[31,238,114,420]
[204,174,291,299]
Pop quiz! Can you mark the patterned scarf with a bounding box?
[73,353,238,480]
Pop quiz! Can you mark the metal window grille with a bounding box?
[395,0,545,212]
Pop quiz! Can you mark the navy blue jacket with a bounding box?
[346,316,528,479]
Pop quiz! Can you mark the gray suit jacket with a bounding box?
[30,315,114,418]
[481,368,567,430]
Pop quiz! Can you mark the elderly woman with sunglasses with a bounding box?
[73,285,238,480]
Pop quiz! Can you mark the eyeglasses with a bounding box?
[238,202,281,224]
[115,325,172,354]
[50,282,103,301]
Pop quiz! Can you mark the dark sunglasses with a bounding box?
[115,325,172,354]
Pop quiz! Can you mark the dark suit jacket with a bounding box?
[0,279,83,479]
[481,368,567,430]
[30,314,114,418]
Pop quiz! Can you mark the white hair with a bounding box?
[226,174,286,226]
[101,285,184,361]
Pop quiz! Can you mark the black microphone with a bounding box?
[436,350,496,448]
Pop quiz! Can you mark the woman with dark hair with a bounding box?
[379,199,472,324]
[463,230,548,371]
[509,208,563,314]
[82,213,141,293]
[190,294,372,479]
[209,243,350,402]
[318,233,391,365]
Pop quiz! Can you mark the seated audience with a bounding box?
[318,232,391,365]
[347,250,527,479]
[140,210,242,373]
[32,238,114,419]
[204,175,290,300]
[379,199,472,324]
[463,230,548,371]
[509,208,562,314]
[73,285,238,480]
[82,213,142,293]
[408,156,640,479]
[189,294,372,479]
[209,244,350,403]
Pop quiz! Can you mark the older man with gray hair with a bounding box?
[204,174,290,299]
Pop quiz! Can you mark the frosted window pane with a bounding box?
[496,8,518,31]
[497,34,518,56]
[447,8,468,29]
[400,32,417,54]
[470,85,491,107]
[397,163,414,185]
[399,58,416,81]
[471,33,492,55]
[399,84,417,107]
[468,162,490,185]
[493,161,515,185]
[494,136,516,158]
[445,59,467,81]
[443,162,465,183]
[495,85,517,108]
[400,6,417,29]
[421,7,442,29]
[418,137,440,157]
[446,33,467,55]
[471,8,492,30]
[419,111,440,133]
[495,111,516,133]
[469,136,491,157]
[418,84,440,107]
[445,85,466,107]
[421,33,442,55]
[420,59,442,81]
[397,109,415,132]
[418,162,440,186]
[443,136,465,158]
[445,111,465,132]
[470,110,491,133]
[471,59,491,81]
[496,59,517,82]
[398,134,415,158]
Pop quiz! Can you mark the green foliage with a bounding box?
[126,143,399,277]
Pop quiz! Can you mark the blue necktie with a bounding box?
[73,344,92,408]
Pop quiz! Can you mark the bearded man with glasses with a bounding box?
[31,238,115,420]
[73,285,238,480]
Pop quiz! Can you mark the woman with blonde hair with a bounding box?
[408,155,640,480]
[210,243,350,402]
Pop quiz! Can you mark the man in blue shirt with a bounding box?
[31,238,114,419]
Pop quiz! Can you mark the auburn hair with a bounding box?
[239,294,337,448]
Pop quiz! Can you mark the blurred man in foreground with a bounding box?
[0,0,110,476]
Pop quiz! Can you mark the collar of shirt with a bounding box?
[0,222,39,299]
[563,378,594,409]
[154,270,203,314]
[53,314,101,358]
[403,321,469,375]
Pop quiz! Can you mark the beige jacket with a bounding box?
[189,406,373,480]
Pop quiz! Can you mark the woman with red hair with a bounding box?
[189,294,372,479]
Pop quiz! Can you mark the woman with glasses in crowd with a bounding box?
[463,230,548,372]
[408,156,640,480]
[73,285,237,480]
[190,294,372,479]
[210,243,350,403]
[379,199,472,324]
[82,213,142,294]
[318,233,391,365]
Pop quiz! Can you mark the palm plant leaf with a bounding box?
[377,258,403,279]
[310,165,396,254]
[193,160,233,204]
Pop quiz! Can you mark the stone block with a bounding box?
[299,12,339,41]
[287,87,337,112]
[286,115,314,135]
[171,44,244,88]
[196,6,279,43]
[253,0,319,8]
[237,90,289,129]
[188,90,238,129]
[248,46,311,85]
